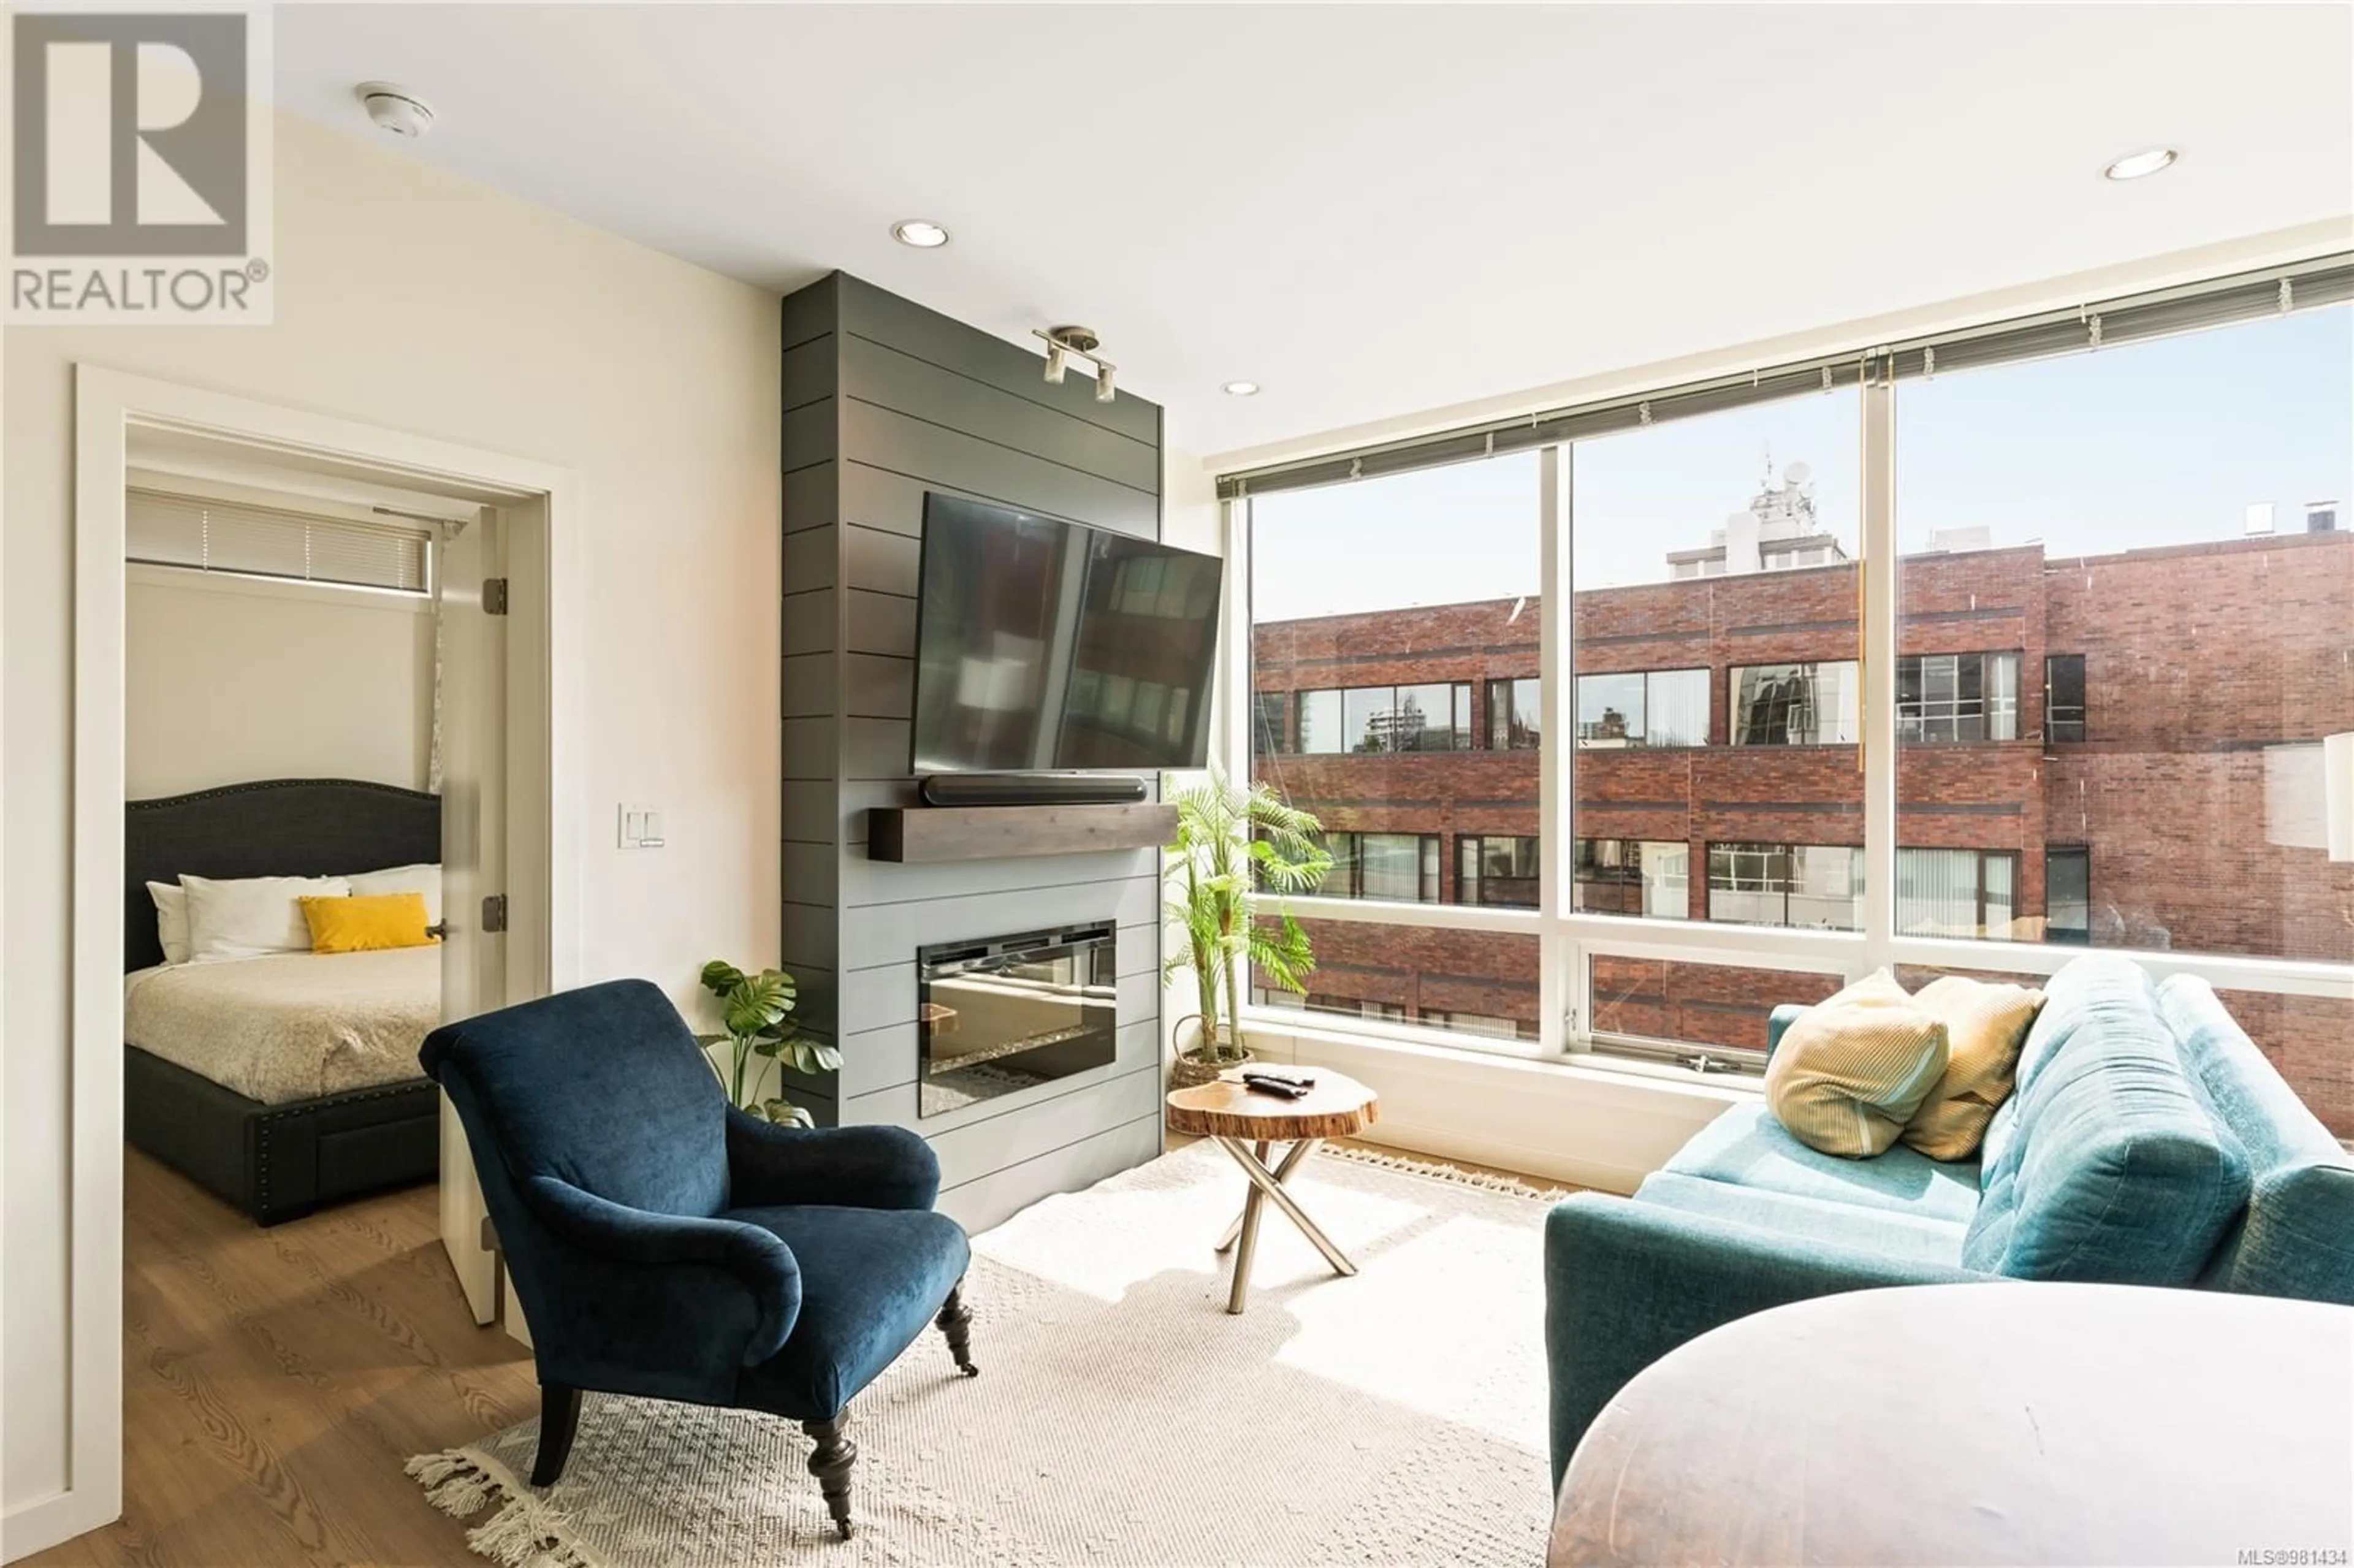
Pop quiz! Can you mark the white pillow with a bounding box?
[181,873,351,961]
[349,862,443,926]
[147,881,191,965]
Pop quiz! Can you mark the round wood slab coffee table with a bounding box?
[1165,1067,1379,1314]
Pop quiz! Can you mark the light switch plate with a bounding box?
[618,802,661,849]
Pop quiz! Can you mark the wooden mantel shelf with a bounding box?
[866,801,1178,864]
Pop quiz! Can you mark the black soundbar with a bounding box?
[920,773,1149,807]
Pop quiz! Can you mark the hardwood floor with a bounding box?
[26,1152,533,1567]
[37,1138,1561,1566]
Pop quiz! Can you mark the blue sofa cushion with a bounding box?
[2161,976,2354,1304]
[1663,1102,1982,1226]
[1962,957,2250,1283]
[1634,1171,1970,1268]
[729,1203,972,1420]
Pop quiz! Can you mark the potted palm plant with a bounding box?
[1164,768,1332,1090]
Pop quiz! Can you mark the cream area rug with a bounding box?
[409,1140,1563,1567]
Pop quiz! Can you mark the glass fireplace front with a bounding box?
[916,923,1118,1118]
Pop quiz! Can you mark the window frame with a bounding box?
[1895,650,2021,743]
[1224,271,2354,1080]
[2044,653,2087,743]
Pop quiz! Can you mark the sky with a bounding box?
[1251,306,2354,620]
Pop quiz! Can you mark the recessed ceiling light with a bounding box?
[2103,147,2179,181]
[891,219,950,248]
[1221,381,1261,397]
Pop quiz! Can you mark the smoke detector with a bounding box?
[356,82,435,139]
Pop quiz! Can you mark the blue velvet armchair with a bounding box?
[419,979,976,1539]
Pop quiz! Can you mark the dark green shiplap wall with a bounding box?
[779,273,1165,1231]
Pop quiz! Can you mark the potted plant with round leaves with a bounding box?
[1163,768,1332,1090]
[696,960,842,1128]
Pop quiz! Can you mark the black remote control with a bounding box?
[1243,1075,1311,1100]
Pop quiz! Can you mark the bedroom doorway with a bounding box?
[63,369,581,1547]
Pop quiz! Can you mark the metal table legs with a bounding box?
[1209,1136,1357,1314]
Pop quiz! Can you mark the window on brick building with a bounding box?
[1296,689,1343,753]
[2044,655,2087,742]
[1730,662,1859,745]
[1575,668,1710,748]
[1707,843,1863,930]
[1253,691,1287,756]
[1576,838,1693,918]
[2046,847,2091,944]
[1487,676,1541,750]
[1459,835,1541,907]
[1320,832,1440,902]
[1325,682,1474,753]
[1896,653,2019,742]
[1897,848,2022,939]
[1420,1010,1533,1041]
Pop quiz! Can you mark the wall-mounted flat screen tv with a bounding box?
[910,493,1222,774]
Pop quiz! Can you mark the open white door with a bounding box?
[436,512,508,1327]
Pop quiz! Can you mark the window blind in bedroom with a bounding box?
[127,489,432,594]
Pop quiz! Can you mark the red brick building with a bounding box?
[1251,526,2354,1134]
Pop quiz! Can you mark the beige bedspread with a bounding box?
[124,947,441,1104]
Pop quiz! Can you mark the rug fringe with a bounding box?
[467,1493,595,1568]
[406,1447,500,1518]
[1323,1141,1572,1200]
[408,1447,596,1568]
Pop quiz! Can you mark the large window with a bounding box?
[1896,653,2019,742]
[1898,299,2352,976]
[1707,843,1864,931]
[1731,662,1859,745]
[1234,262,2350,1132]
[1575,668,1710,748]
[1459,835,1541,907]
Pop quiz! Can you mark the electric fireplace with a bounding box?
[916,923,1118,1118]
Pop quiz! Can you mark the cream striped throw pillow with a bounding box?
[1900,976,2043,1160]
[1765,969,1951,1159]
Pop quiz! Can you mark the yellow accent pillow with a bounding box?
[299,892,436,954]
[1764,969,1951,1159]
[1900,976,2044,1160]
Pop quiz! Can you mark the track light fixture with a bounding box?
[1034,325,1116,403]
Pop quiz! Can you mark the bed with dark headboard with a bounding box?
[125,778,443,1224]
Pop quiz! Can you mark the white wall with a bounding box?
[1,111,780,1534]
[124,569,435,799]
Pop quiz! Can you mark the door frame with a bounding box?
[42,365,581,1555]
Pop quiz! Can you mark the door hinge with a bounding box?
[481,894,509,933]
[479,1214,500,1254]
[481,577,509,615]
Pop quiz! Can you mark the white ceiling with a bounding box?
[277,4,2353,461]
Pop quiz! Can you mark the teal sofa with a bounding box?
[1543,955,2354,1488]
